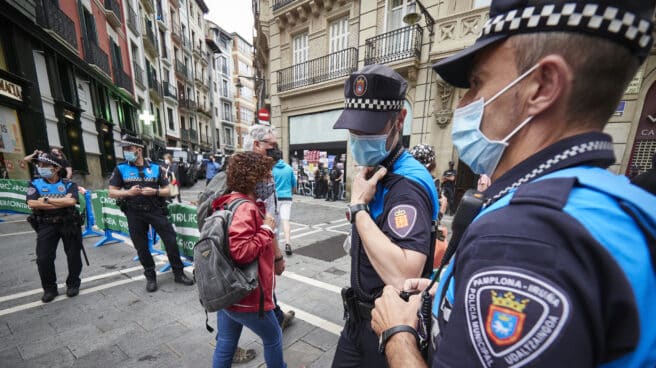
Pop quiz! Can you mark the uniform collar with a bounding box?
[484,131,615,205]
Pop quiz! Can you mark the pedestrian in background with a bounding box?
[205,155,221,185]
[211,152,286,368]
[162,153,181,203]
[26,153,84,303]
[108,135,194,292]
[272,155,297,256]
[327,163,343,201]
[441,161,457,215]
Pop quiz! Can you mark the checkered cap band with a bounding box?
[482,3,653,55]
[344,98,404,111]
[120,134,145,148]
[36,154,62,167]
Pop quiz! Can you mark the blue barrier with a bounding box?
[94,229,125,247]
[133,226,193,272]
[81,191,103,238]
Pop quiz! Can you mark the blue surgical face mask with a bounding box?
[124,151,137,163]
[451,64,539,176]
[38,167,54,179]
[349,133,390,167]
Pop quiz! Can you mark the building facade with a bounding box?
[0,0,139,187]
[207,22,237,154]
[232,34,257,151]
[254,0,656,197]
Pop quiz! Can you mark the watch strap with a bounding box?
[378,325,419,354]
[348,203,369,223]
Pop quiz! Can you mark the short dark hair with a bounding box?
[510,33,640,127]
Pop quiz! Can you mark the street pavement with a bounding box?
[0,180,451,367]
[0,180,352,368]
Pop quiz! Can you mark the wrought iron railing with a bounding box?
[127,4,140,35]
[148,72,161,95]
[104,0,122,22]
[179,98,196,110]
[272,0,296,11]
[35,0,78,49]
[277,48,357,92]
[189,129,198,143]
[85,41,111,76]
[181,128,190,141]
[133,62,145,88]
[114,68,133,93]
[163,82,177,99]
[175,59,187,77]
[364,25,423,65]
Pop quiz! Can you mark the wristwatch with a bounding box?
[378,325,420,355]
[346,203,369,224]
[43,197,49,203]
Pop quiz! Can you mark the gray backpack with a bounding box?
[196,171,228,230]
[193,198,263,332]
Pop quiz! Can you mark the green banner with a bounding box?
[167,203,200,259]
[0,179,30,214]
[91,190,130,234]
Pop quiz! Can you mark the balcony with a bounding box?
[133,62,145,88]
[163,82,177,100]
[35,0,78,50]
[182,35,191,50]
[171,24,182,44]
[143,24,158,57]
[179,98,196,110]
[114,68,133,94]
[161,49,172,66]
[189,129,198,143]
[197,104,211,117]
[104,0,123,29]
[175,59,188,78]
[140,0,155,14]
[127,5,140,35]
[272,0,296,11]
[364,25,422,66]
[85,41,111,77]
[277,47,357,93]
[181,128,190,141]
[147,73,162,99]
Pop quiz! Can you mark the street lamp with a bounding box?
[403,0,436,143]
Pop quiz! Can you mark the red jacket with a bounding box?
[212,192,275,312]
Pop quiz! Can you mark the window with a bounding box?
[240,108,253,123]
[292,32,309,81]
[167,108,174,130]
[163,67,169,82]
[388,0,416,31]
[473,0,491,8]
[238,38,251,54]
[238,61,251,76]
[222,80,229,97]
[82,7,98,44]
[110,39,123,74]
[329,17,349,73]
[220,56,228,74]
[224,126,234,146]
[180,116,186,129]
[240,86,253,99]
[222,102,232,121]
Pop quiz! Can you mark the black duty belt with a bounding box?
[126,203,153,212]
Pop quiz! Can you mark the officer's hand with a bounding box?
[264,214,276,229]
[127,186,142,196]
[274,258,285,275]
[403,278,437,297]
[351,166,387,205]
[371,285,421,337]
[141,187,157,196]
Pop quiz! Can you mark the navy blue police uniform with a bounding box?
[26,177,83,294]
[109,159,185,275]
[331,64,440,367]
[430,132,656,367]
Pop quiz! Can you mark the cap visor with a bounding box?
[432,35,506,89]
[333,109,396,134]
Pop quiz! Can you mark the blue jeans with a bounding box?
[213,310,286,368]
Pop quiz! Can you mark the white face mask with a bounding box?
[451,64,540,176]
[164,159,171,165]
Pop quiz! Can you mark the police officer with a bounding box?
[108,135,194,292]
[331,64,439,367]
[371,0,656,367]
[26,153,84,303]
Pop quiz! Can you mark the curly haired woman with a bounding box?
[210,151,286,368]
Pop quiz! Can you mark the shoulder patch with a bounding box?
[386,204,417,238]
[57,184,65,193]
[464,269,570,368]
